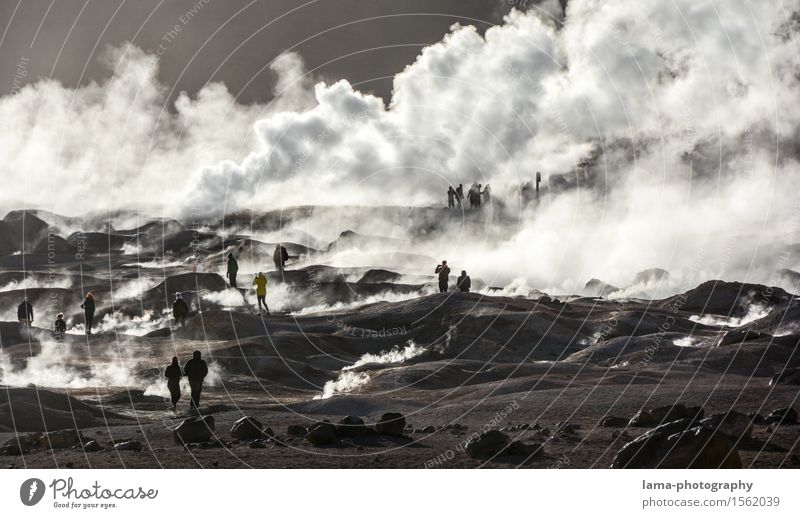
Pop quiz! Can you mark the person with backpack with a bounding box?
[80,293,95,335]
[434,260,451,293]
[164,357,183,411]
[227,253,239,288]
[252,272,270,315]
[17,298,33,327]
[173,292,189,326]
[273,244,289,272]
[456,270,472,292]
[54,313,67,333]
[183,351,209,411]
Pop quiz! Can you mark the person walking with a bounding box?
[183,350,208,412]
[17,298,33,327]
[173,292,189,326]
[482,184,491,204]
[456,184,464,208]
[252,272,270,315]
[273,244,289,273]
[456,270,472,292]
[164,357,183,411]
[226,253,239,288]
[80,293,95,335]
[447,186,456,209]
[434,260,451,293]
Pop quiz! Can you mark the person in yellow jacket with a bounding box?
[253,272,270,315]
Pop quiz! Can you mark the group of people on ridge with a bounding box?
[18,293,96,335]
[434,260,471,293]
[447,183,491,210]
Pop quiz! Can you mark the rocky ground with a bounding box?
[0,209,799,468]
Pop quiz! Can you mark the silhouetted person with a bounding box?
[482,184,491,203]
[54,313,67,333]
[469,182,480,209]
[80,293,95,335]
[476,184,483,208]
[226,253,239,288]
[253,272,270,315]
[273,244,289,272]
[456,184,464,207]
[457,270,471,292]
[184,350,208,411]
[17,298,33,326]
[173,292,189,326]
[447,186,456,208]
[435,260,451,293]
[164,357,182,411]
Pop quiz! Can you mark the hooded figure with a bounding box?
[434,260,451,293]
[253,272,270,315]
[173,292,189,326]
[482,184,491,203]
[80,293,95,335]
[54,313,67,333]
[164,357,183,410]
[469,182,480,209]
[17,299,33,326]
[457,271,472,293]
[226,253,239,288]
[183,350,209,410]
[447,187,456,208]
[456,184,464,207]
[273,244,289,272]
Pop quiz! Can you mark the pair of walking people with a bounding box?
[164,351,209,412]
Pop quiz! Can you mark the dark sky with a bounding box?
[0,0,513,105]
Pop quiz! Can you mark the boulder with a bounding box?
[629,404,704,427]
[465,430,509,459]
[173,416,215,444]
[699,411,752,440]
[79,440,104,452]
[503,440,544,459]
[766,407,798,425]
[306,421,336,446]
[612,420,742,468]
[770,368,800,386]
[230,416,265,440]
[335,416,369,438]
[40,429,86,450]
[286,424,307,437]
[114,440,143,452]
[420,425,437,433]
[600,416,630,428]
[375,413,406,437]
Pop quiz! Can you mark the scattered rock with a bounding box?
[420,425,436,434]
[286,424,307,436]
[770,367,800,386]
[766,407,798,425]
[375,413,406,437]
[503,440,544,459]
[79,440,103,453]
[173,416,215,444]
[230,416,265,440]
[335,416,369,438]
[40,429,86,450]
[747,412,767,425]
[699,411,752,440]
[612,419,741,468]
[719,328,771,346]
[554,422,580,435]
[465,430,509,459]
[628,404,704,427]
[600,416,630,428]
[114,440,143,452]
[249,440,268,449]
[306,421,336,446]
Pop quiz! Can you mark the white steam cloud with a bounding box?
[1,2,799,293]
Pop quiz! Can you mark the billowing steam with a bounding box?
[1,2,799,293]
[314,340,426,399]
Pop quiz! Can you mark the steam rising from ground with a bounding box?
[1,2,799,291]
[315,340,425,399]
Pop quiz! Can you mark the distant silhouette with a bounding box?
[468,183,480,209]
[184,350,208,411]
[17,299,33,326]
[253,272,270,315]
[457,270,471,293]
[54,313,66,333]
[482,184,491,204]
[447,186,456,208]
[273,244,289,273]
[476,184,483,208]
[80,293,95,335]
[173,292,189,326]
[456,184,464,207]
[226,253,239,288]
[164,357,183,411]
[435,260,451,293]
